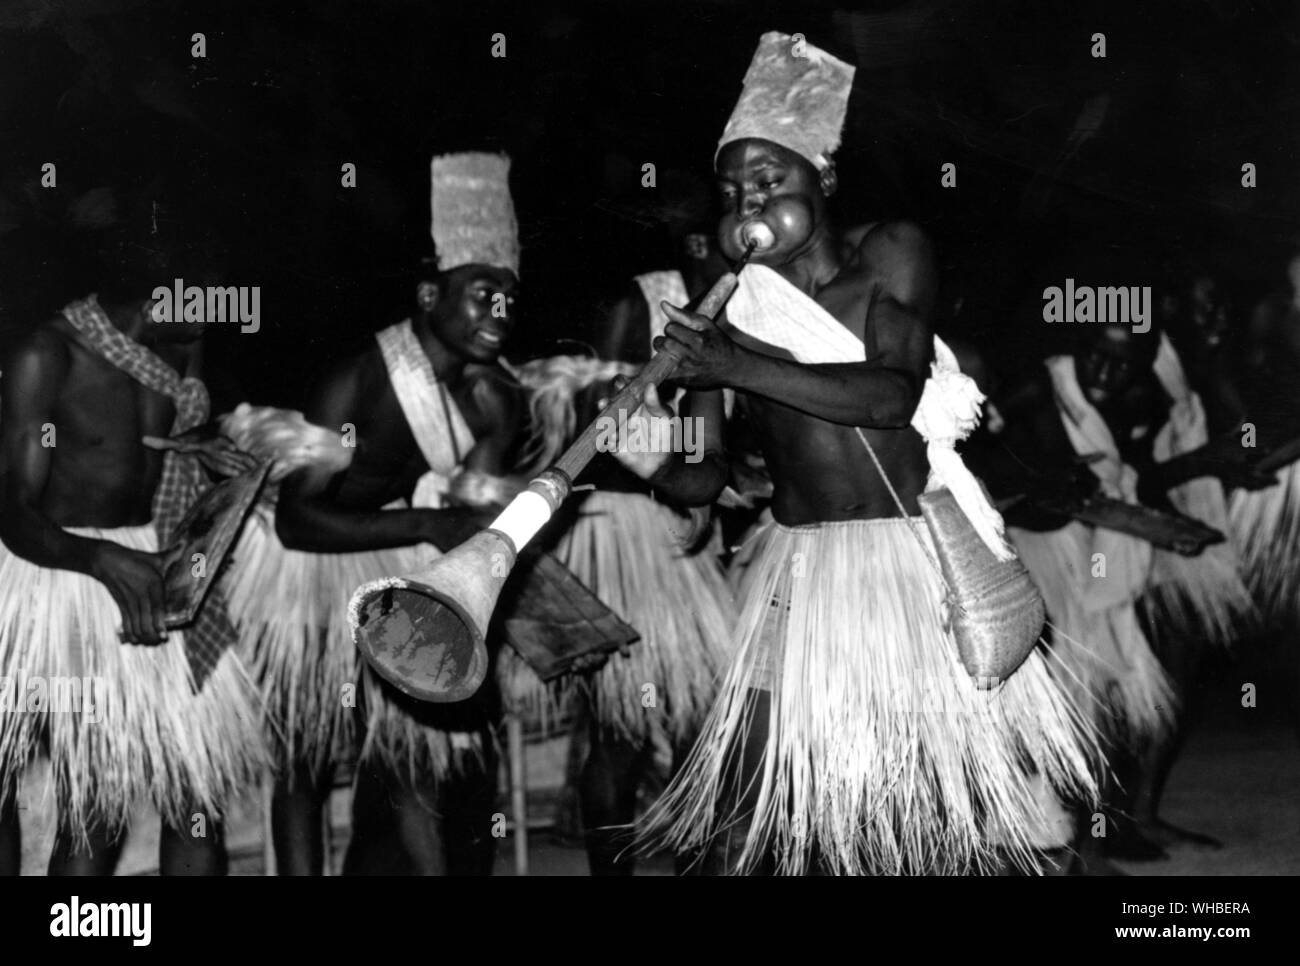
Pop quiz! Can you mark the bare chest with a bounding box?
[336,378,485,507]
[57,354,178,452]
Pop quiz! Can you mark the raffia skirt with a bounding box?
[0,524,265,840]
[1229,460,1300,626]
[1011,523,1176,745]
[552,491,735,745]
[227,509,491,782]
[638,517,1098,876]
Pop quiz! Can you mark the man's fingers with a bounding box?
[119,589,148,646]
[157,543,183,573]
[107,587,133,643]
[641,383,674,418]
[145,572,169,643]
[218,454,255,477]
[643,382,659,409]
[1245,472,1277,491]
[661,301,710,332]
[141,435,188,452]
[663,320,705,350]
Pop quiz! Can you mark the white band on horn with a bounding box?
[489,490,554,551]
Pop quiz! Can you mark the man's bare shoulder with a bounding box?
[843,220,939,322]
[466,361,519,394]
[465,362,524,428]
[849,220,934,273]
[323,341,387,397]
[306,340,390,425]
[996,369,1060,444]
[5,318,75,389]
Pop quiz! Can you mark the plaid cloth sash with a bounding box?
[61,295,238,688]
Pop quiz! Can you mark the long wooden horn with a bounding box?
[347,236,763,702]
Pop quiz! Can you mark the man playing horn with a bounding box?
[619,32,1097,875]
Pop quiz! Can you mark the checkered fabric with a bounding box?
[61,295,237,688]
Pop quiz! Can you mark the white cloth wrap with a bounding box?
[375,319,477,508]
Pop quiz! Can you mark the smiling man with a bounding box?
[621,32,1097,875]
[272,153,524,874]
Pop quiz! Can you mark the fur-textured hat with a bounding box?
[717,32,856,171]
[430,152,520,275]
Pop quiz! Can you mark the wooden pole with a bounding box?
[261,773,276,876]
[552,262,746,483]
[507,713,529,877]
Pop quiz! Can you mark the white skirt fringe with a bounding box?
[1229,460,1300,625]
[1145,542,1256,650]
[552,491,736,744]
[227,510,490,781]
[0,524,266,839]
[228,507,370,771]
[1011,525,1177,744]
[638,517,1098,876]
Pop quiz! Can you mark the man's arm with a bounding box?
[596,289,652,366]
[0,332,108,574]
[659,222,936,428]
[0,331,169,644]
[462,366,523,478]
[443,366,532,510]
[276,357,460,552]
[1140,435,1275,497]
[276,356,518,552]
[605,381,729,507]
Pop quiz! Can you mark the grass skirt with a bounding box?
[227,512,491,781]
[1011,524,1176,744]
[0,524,266,840]
[1228,461,1300,625]
[1145,540,1255,650]
[228,506,371,772]
[551,491,736,745]
[638,517,1098,875]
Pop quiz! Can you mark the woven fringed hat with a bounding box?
[717,32,856,171]
[430,152,520,276]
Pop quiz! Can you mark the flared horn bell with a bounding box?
[348,529,516,703]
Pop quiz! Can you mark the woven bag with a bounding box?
[918,487,1046,686]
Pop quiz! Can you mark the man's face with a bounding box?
[1190,276,1219,327]
[148,264,225,344]
[1287,254,1300,300]
[684,233,711,261]
[714,139,829,264]
[1075,326,1154,406]
[149,307,210,344]
[428,264,518,363]
[1188,275,1230,347]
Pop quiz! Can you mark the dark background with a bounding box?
[2,0,1298,405]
